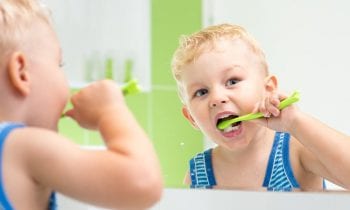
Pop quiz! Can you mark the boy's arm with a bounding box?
[288,112,350,189]
[15,80,162,209]
[256,91,350,189]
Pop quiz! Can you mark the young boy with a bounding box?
[0,0,162,209]
[171,23,350,191]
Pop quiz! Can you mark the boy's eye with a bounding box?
[194,89,208,97]
[226,78,238,86]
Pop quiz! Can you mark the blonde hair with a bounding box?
[171,23,269,82]
[0,0,51,64]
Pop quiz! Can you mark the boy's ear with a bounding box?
[7,52,31,96]
[264,75,278,93]
[182,106,199,129]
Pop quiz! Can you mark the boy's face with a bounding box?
[179,38,273,150]
[23,21,69,130]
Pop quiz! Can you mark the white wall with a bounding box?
[44,0,151,90]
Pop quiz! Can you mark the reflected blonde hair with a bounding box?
[171,23,269,82]
[0,0,51,65]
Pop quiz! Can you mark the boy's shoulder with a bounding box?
[0,122,26,144]
[0,122,67,155]
[0,122,25,130]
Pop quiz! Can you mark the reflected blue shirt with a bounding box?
[0,122,57,210]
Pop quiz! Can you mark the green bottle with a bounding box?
[105,57,114,80]
[124,58,133,83]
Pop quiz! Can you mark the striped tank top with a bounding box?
[189,132,300,191]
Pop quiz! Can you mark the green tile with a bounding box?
[151,90,203,188]
[58,117,85,144]
[151,0,203,187]
[152,0,202,86]
[125,92,151,134]
[86,130,103,146]
[58,89,85,144]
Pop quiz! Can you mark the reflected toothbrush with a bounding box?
[217,91,300,130]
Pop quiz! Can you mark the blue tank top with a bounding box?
[0,122,57,210]
[189,132,300,191]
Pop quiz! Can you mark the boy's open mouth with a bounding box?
[216,114,241,132]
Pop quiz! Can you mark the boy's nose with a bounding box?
[209,87,229,108]
[210,100,227,108]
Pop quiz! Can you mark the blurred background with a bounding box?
[45,0,350,192]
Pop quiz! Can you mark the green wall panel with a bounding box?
[151,0,203,187]
[151,90,203,188]
[152,0,202,86]
[58,117,85,144]
[125,93,151,133]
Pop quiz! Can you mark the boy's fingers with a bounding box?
[277,92,289,101]
[262,97,271,117]
[271,94,280,106]
[266,97,280,116]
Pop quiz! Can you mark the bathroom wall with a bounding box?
[45,0,151,90]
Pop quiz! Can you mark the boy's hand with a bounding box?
[252,91,299,132]
[64,80,126,130]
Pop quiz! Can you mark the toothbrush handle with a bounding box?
[233,112,264,122]
[250,91,300,120]
[217,91,300,129]
[278,91,300,109]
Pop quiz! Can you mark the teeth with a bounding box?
[219,113,232,119]
[223,124,239,133]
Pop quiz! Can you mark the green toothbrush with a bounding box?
[217,91,300,130]
[60,79,141,118]
[121,79,141,95]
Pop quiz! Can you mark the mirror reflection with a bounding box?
[171,22,349,192]
[48,0,349,192]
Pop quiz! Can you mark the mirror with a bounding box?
[47,0,349,192]
[201,0,350,191]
